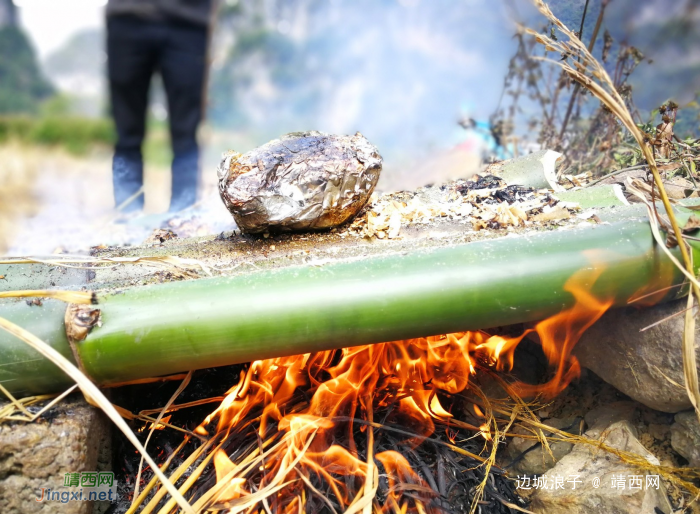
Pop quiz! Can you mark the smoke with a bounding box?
[7,0,699,255]
[208,0,518,184]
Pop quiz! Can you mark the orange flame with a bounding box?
[513,263,613,397]
[199,264,615,512]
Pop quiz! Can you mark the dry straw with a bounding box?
[2,4,699,513]
[0,316,196,514]
[527,0,700,424]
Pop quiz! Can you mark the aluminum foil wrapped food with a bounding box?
[217,131,382,233]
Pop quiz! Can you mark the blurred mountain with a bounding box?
[208,0,700,163]
[208,0,516,164]
[0,0,16,28]
[42,29,106,117]
[44,29,103,84]
[613,0,700,133]
[0,22,53,114]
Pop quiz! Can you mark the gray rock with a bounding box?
[647,423,671,441]
[574,299,699,413]
[504,403,639,478]
[0,396,110,514]
[670,410,700,467]
[584,402,638,433]
[529,420,672,514]
[503,417,579,475]
[218,131,382,233]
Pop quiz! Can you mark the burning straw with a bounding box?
[119,5,700,512]
[121,265,688,514]
[3,3,700,513]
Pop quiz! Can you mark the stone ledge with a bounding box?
[0,396,110,514]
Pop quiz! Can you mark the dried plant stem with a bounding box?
[0,316,195,514]
[488,401,700,495]
[0,383,78,423]
[627,77,700,428]
[0,290,95,305]
[639,303,696,332]
[467,384,499,514]
[0,254,211,277]
[132,436,224,514]
[137,396,226,416]
[131,371,192,503]
[584,164,648,188]
[530,0,700,423]
[362,394,375,514]
[126,435,199,514]
[683,279,700,423]
[559,0,601,140]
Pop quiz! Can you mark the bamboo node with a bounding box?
[65,303,102,343]
[64,303,102,377]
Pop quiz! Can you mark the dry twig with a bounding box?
[528,0,700,424]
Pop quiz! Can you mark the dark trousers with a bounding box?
[107,15,207,212]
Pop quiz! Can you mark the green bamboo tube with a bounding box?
[0,300,77,394]
[0,219,695,395]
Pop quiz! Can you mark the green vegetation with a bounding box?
[0,25,116,155]
[0,104,172,161]
[0,115,115,154]
[142,117,173,167]
[0,25,171,160]
[0,26,53,114]
[0,114,174,161]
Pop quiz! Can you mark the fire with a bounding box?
[195,266,614,512]
[513,265,614,397]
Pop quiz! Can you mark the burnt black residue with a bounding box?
[493,185,536,203]
[454,177,557,210]
[455,174,506,193]
[456,176,538,204]
[107,364,246,514]
[107,355,529,514]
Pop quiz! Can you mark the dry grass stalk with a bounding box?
[446,385,700,498]
[627,180,700,426]
[0,254,212,278]
[0,289,95,305]
[515,420,700,496]
[467,383,510,514]
[0,383,78,423]
[102,373,191,388]
[132,371,193,503]
[117,365,700,513]
[190,430,314,513]
[127,436,222,514]
[475,393,700,497]
[528,0,700,424]
[0,316,196,514]
[137,396,226,416]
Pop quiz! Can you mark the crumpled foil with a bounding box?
[217,131,382,233]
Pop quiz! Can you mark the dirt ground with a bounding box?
[0,133,486,257]
[0,145,181,255]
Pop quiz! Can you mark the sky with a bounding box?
[14,0,105,59]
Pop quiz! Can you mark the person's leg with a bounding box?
[159,21,208,212]
[107,16,159,212]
